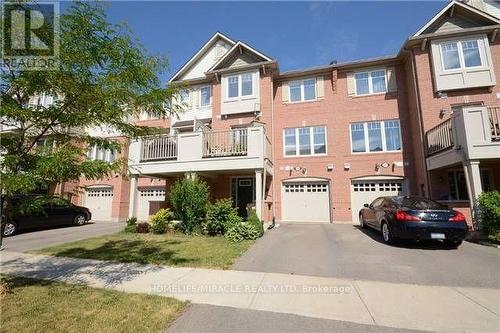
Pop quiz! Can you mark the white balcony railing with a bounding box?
[203,129,248,158]
[488,107,500,142]
[140,135,177,161]
[425,119,454,156]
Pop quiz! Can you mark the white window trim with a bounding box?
[283,125,327,158]
[439,38,485,73]
[354,69,388,96]
[200,85,212,108]
[288,78,317,103]
[226,72,255,101]
[349,120,402,154]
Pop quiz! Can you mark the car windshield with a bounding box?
[394,197,445,210]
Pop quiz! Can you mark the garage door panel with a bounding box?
[282,182,330,223]
[137,188,166,221]
[85,187,113,221]
[350,180,403,223]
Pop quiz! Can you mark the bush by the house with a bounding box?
[136,222,150,234]
[225,222,260,242]
[247,209,263,237]
[169,177,210,234]
[150,208,173,234]
[204,198,240,235]
[478,191,500,244]
[124,217,137,233]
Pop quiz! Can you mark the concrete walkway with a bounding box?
[1,251,499,333]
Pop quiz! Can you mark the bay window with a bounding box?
[355,69,387,95]
[226,72,254,99]
[350,120,401,153]
[284,126,327,156]
[440,39,483,71]
[289,78,316,102]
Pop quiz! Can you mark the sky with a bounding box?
[64,1,447,83]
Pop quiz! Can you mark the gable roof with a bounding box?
[207,40,273,72]
[413,0,500,37]
[168,32,235,83]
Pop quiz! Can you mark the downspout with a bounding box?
[270,72,276,223]
[409,48,431,197]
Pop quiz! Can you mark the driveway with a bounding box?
[233,223,500,288]
[2,221,124,252]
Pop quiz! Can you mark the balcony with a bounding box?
[129,126,272,175]
[425,105,500,170]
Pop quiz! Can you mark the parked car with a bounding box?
[359,196,468,247]
[1,195,92,237]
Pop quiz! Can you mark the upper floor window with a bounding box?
[440,39,482,71]
[87,145,116,163]
[355,69,387,95]
[200,86,212,107]
[179,89,189,105]
[350,120,401,153]
[284,126,326,157]
[289,78,316,102]
[227,72,253,99]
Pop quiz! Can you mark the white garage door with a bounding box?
[85,187,113,221]
[350,180,403,223]
[282,182,330,223]
[137,188,166,221]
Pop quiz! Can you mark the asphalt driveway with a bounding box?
[2,221,124,252]
[233,223,500,288]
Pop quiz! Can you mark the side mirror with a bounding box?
[363,203,370,208]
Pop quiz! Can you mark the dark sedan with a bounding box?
[359,196,468,247]
[1,196,92,237]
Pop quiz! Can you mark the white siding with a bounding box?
[182,41,231,80]
[221,69,260,115]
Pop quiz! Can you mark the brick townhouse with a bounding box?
[53,0,499,226]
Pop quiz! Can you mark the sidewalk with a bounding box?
[1,251,499,333]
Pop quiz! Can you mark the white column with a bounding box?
[463,160,483,220]
[128,175,138,218]
[255,169,263,220]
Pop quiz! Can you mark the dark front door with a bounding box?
[235,178,254,219]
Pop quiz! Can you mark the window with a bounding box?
[447,170,493,201]
[200,86,212,107]
[440,39,483,71]
[289,78,316,102]
[355,69,387,95]
[350,120,401,153]
[283,126,327,157]
[226,72,254,99]
[87,145,116,163]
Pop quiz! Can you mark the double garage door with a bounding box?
[350,180,404,223]
[85,187,113,221]
[281,181,331,223]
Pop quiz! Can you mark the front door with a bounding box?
[232,177,254,218]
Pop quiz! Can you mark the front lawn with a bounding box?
[0,275,187,333]
[34,232,254,269]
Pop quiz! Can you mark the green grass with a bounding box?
[0,275,187,333]
[34,232,255,269]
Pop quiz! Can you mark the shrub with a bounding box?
[478,191,500,233]
[247,210,263,237]
[488,230,500,245]
[225,222,260,242]
[169,177,210,234]
[124,217,137,233]
[204,198,240,235]
[150,208,173,234]
[136,222,150,234]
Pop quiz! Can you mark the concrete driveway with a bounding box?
[2,221,124,252]
[233,223,500,288]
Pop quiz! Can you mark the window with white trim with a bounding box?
[440,39,483,71]
[87,145,117,163]
[227,72,254,99]
[200,86,212,107]
[284,126,327,157]
[355,69,387,95]
[289,78,316,102]
[350,120,401,153]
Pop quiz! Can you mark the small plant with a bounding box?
[136,222,150,234]
[124,217,137,233]
[150,208,173,234]
[246,209,263,237]
[478,191,500,244]
[225,222,259,242]
[204,198,240,235]
[169,177,210,234]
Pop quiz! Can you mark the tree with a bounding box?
[0,2,181,243]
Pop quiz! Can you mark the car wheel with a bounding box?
[3,221,17,237]
[73,214,87,226]
[381,221,393,244]
[359,214,365,228]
